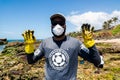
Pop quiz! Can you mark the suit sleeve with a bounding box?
[26,42,44,64]
[78,42,101,67]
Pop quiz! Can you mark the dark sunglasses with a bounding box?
[51,21,65,26]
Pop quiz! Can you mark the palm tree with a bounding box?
[103,17,119,30]
[112,17,118,25]
[103,21,109,29]
[108,19,113,28]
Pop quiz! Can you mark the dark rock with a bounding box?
[0,38,7,45]
[6,42,24,47]
[10,70,21,75]
[0,38,7,42]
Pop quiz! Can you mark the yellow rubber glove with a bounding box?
[22,30,36,54]
[81,23,95,48]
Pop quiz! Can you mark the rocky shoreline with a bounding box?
[0,39,120,79]
[0,38,7,45]
[2,38,120,54]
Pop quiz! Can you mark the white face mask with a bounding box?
[52,24,64,36]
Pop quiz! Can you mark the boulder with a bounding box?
[0,38,7,45]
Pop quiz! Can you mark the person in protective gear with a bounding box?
[22,13,104,80]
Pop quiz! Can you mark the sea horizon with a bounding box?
[7,39,43,42]
[8,39,24,42]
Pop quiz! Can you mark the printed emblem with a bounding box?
[49,49,69,70]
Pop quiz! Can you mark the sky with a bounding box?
[0,0,120,39]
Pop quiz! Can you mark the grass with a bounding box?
[96,43,112,47]
[111,24,120,35]
[77,53,120,80]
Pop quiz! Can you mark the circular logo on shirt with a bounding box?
[49,49,69,70]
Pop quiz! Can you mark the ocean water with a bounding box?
[8,39,24,42]
[0,45,5,52]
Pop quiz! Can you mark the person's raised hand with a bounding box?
[81,23,95,48]
[22,30,36,54]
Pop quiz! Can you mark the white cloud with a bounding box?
[111,10,120,19]
[66,10,120,31]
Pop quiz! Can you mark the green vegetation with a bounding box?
[96,43,111,47]
[67,16,119,39]
[67,31,81,38]
[102,17,118,30]
[2,47,17,55]
[111,24,120,35]
[68,24,120,40]
[77,53,120,80]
